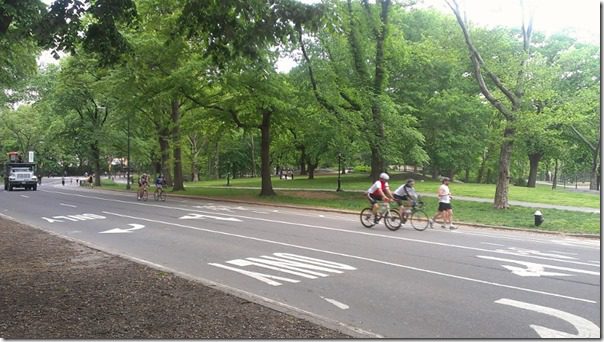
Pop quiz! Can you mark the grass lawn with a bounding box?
[100,178,600,235]
[188,172,600,209]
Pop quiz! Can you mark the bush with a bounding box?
[353,165,371,173]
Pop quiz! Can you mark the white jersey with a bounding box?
[394,184,417,200]
[368,180,389,195]
[438,184,451,203]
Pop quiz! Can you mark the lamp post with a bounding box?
[126,113,131,190]
[336,152,342,192]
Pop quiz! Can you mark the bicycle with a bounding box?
[153,187,167,201]
[394,198,430,231]
[137,186,149,201]
[360,200,402,231]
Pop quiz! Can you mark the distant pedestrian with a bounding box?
[429,177,456,230]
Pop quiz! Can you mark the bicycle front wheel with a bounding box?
[153,191,159,201]
[360,208,375,228]
[159,190,166,201]
[410,210,429,231]
[384,209,402,231]
[142,190,148,201]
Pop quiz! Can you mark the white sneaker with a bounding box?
[449,224,457,230]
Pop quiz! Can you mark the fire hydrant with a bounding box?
[534,210,544,226]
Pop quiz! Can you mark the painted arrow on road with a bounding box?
[100,223,145,234]
[477,255,599,277]
[179,213,242,222]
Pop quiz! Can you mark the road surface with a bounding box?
[1,179,600,338]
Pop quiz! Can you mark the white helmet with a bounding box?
[379,172,390,180]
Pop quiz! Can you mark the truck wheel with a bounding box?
[8,185,13,191]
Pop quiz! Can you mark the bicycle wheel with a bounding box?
[153,191,159,201]
[142,189,148,201]
[360,208,376,228]
[410,209,429,231]
[159,190,167,201]
[384,209,402,231]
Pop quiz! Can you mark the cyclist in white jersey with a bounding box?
[367,172,394,223]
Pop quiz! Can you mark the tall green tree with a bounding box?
[447,0,534,208]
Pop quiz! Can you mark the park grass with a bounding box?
[100,178,600,235]
[189,173,600,209]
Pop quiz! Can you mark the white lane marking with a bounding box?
[100,223,145,234]
[481,242,504,246]
[495,298,600,338]
[211,253,356,286]
[477,256,600,277]
[117,256,382,338]
[180,213,242,222]
[547,250,578,256]
[20,195,29,198]
[321,296,350,310]
[42,188,600,247]
[102,211,596,304]
[42,189,599,267]
[497,247,577,260]
[209,263,300,286]
[60,203,77,208]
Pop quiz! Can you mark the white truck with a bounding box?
[4,152,37,191]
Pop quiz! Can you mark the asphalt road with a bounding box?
[1,179,600,338]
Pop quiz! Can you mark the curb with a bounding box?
[102,187,600,240]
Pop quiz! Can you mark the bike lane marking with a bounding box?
[42,189,599,268]
[495,298,600,338]
[101,210,596,304]
[477,255,599,277]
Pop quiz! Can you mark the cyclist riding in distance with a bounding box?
[367,172,395,223]
[137,173,149,200]
[155,174,166,191]
[393,178,419,223]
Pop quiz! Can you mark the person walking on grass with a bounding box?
[429,177,456,230]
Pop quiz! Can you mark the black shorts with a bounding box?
[393,194,408,205]
[368,193,383,204]
[438,202,452,212]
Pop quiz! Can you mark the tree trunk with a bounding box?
[308,159,318,180]
[299,146,307,176]
[493,128,514,208]
[368,1,390,181]
[171,98,184,191]
[259,111,275,196]
[92,141,101,186]
[552,159,559,189]
[159,128,171,185]
[589,135,600,190]
[250,132,256,178]
[187,134,201,182]
[527,152,542,188]
[213,140,220,180]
